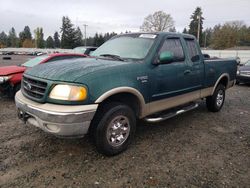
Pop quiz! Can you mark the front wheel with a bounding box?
[206,84,226,112]
[91,102,136,156]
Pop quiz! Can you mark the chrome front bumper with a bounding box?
[15,91,98,138]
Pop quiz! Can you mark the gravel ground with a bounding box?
[0,56,250,187]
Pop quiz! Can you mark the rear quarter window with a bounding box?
[185,39,200,62]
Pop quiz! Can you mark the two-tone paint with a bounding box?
[23,32,237,118]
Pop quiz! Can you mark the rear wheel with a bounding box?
[206,84,226,112]
[91,102,136,156]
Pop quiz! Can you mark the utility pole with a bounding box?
[197,14,201,44]
[204,32,207,48]
[83,24,88,46]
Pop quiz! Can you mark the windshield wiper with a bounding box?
[99,54,125,61]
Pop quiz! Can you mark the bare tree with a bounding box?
[140,11,175,32]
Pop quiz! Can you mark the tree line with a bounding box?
[181,7,250,49]
[0,16,117,49]
[140,7,250,49]
[1,8,250,50]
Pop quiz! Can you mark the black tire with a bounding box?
[90,102,136,156]
[206,84,226,112]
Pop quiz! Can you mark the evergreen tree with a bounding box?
[54,31,60,48]
[103,32,110,42]
[74,27,83,47]
[60,16,76,49]
[85,32,117,46]
[183,28,188,34]
[188,7,204,45]
[203,28,213,48]
[0,32,8,48]
[19,26,32,47]
[93,33,105,47]
[46,36,54,48]
[34,27,44,48]
[93,33,99,46]
[7,27,18,47]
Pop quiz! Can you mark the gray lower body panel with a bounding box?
[15,91,98,138]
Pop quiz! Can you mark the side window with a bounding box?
[159,38,185,62]
[185,39,200,62]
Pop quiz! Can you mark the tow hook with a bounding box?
[17,109,30,123]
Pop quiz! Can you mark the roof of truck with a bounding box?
[118,32,196,39]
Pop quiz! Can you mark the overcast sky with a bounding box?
[1,0,250,38]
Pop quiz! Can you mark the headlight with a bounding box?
[49,85,87,101]
[0,76,12,83]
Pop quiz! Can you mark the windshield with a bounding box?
[91,34,156,60]
[245,60,250,66]
[22,55,49,67]
[73,47,86,54]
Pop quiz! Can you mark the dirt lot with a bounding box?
[0,55,250,187]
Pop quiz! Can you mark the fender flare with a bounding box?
[95,87,146,116]
[212,73,230,94]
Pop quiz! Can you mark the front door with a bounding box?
[151,37,191,101]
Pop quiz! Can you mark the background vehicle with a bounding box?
[0,53,86,97]
[15,32,237,156]
[73,46,97,55]
[236,60,250,84]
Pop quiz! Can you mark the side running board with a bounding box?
[144,103,199,123]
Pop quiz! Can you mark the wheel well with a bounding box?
[218,76,228,88]
[97,93,141,117]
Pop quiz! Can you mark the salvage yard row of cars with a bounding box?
[0,32,242,155]
[237,60,250,84]
[0,53,87,96]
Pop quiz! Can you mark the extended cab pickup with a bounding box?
[15,32,237,155]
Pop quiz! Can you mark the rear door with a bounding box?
[183,38,204,91]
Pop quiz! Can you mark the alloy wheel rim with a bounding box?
[106,115,130,147]
[216,90,224,107]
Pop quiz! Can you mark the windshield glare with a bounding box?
[22,55,49,67]
[92,35,156,60]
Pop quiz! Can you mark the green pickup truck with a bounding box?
[15,32,237,155]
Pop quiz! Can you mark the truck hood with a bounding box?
[25,57,132,82]
[0,65,26,76]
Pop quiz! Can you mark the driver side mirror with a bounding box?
[158,51,174,64]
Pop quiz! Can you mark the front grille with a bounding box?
[241,71,250,75]
[22,76,47,99]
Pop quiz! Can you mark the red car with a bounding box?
[0,53,86,97]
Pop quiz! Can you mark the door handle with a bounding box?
[184,70,191,75]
